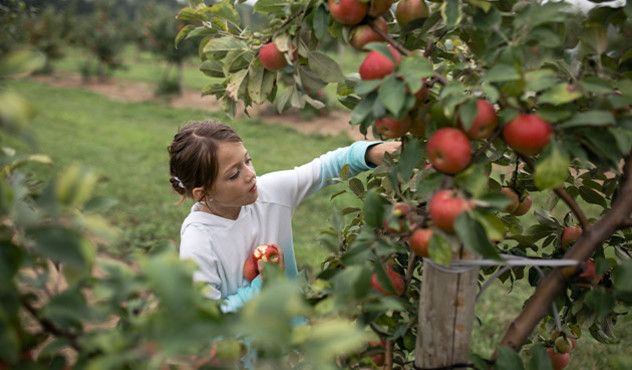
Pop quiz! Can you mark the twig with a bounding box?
[20,295,82,352]
[470,128,503,164]
[518,154,589,229]
[370,21,410,56]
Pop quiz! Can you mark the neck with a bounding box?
[201,202,241,220]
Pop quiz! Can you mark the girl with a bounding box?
[168,120,399,313]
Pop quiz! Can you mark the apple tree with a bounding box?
[176,0,632,368]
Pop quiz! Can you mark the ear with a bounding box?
[192,186,208,202]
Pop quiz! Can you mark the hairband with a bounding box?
[173,176,185,189]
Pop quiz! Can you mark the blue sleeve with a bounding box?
[314,141,379,191]
[220,276,263,313]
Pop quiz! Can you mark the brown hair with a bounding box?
[168,120,242,201]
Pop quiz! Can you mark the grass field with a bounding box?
[10,47,632,368]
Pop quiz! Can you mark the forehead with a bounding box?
[216,141,247,167]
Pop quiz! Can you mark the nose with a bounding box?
[245,164,256,182]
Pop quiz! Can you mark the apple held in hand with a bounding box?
[243,243,281,281]
[429,190,472,233]
[359,44,401,80]
[375,115,411,138]
[503,113,553,155]
[458,99,498,140]
[427,127,472,174]
[371,266,405,296]
[328,0,368,25]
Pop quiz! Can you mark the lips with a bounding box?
[250,183,257,192]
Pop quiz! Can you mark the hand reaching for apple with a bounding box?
[243,243,285,281]
[365,141,402,166]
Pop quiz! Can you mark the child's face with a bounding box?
[207,141,258,212]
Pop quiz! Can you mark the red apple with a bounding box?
[546,348,571,370]
[501,187,520,213]
[375,115,412,138]
[359,44,401,80]
[561,225,582,250]
[458,99,498,140]
[395,0,429,27]
[579,260,596,281]
[259,42,287,71]
[429,190,472,233]
[382,203,411,233]
[371,266,405,295]
[243,243,281,281]
[368,0,393,17]
[328,0,368,25]
[503,113,553,155]
[367,339,386,366]
[511,194,532,216]
[427,127,472,174]
[409,228,433,258]
[349,17,388,52]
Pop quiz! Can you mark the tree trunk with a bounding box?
[416,244,479,368]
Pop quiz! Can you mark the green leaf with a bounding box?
[458,98,478,131]
[248,65,275,104]
[484,64,520,83]
[225,69,248,101]
[200,60,224,78]
[428,233,452,266]
[613,261,632,293]
[578,186,607,209]
[441,0,463,28]
[528,344,553,370]
[202,0,241,25]
[581,76,614,94]
[253,0,287,13]
[525,69,557,92]
[308,50,345,83]
[535,141,570,190]
[528,26,562,48]
[349,178,365,196]
[454,212,502,260]
[299,66,327,93]
[378,76,407,116]
[580,22,608,55]
[175,25,196,48]
[455,163,488,198]
[495,345,525,370]
[362,189,387,228]
[398,53,433,88]
[398,138,425,180]
[28,225,93,269]
[312,6,328,41]
[585,289,615,320]
[201,83,225,97]
[202,36,247,54]
[539,83,583,105]
[365,43,398,63]
[351,93,376,126]
[176,7,208,21]
[558,111,615,129]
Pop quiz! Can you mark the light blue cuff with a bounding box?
[220,276,263,313]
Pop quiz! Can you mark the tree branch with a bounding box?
[518,154,590,229]
[471,128,503,164]
[498,152,632,352]
[618,218,632,230]
[20,295,83,352]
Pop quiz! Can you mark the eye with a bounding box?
[246,158,252,165]
[229,171,239,180]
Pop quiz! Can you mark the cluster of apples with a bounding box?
[546,332,578,370]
